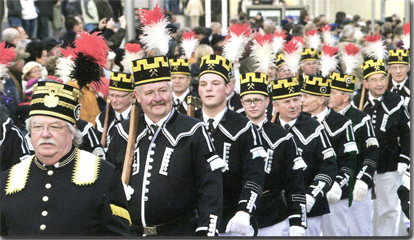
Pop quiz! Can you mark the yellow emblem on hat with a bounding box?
[44,90,59,108]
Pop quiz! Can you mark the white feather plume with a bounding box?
[55,56,74,84]
[272,32,286,54]
[363,35,388,60]
[0,64,7,79]
[223,33,248,63]
[250,34,275,73]
[283,41,302,75]
[341,44,363,75]
[306,30,321,49]
[122,51,144,74]
[319,45,339,77]
[140,20,171,56]
[181,38,198,59]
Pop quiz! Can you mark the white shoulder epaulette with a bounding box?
[72,150,100,186]
[5,156,34,195]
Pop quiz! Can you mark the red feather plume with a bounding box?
[228,22,251,37]
[321,25,331,32]
[344,43,360,56]
[403,22,410,35]
[0,41,16,65]
[60,47,75,58]
[255,33,273,47]
[274,31,286,39]
[322,44,338,57]
[73,31,108,66]
[291,36,304,45]
[306,29,318,36]
[365,34,381,43]
[182,30,196,40]
[125,43,142,53]
[138,2,165,26]
[284,40,299,54]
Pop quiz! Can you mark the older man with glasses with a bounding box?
[95,72,134,149]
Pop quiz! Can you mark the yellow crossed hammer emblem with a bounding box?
[149,68,158,77]
[113,80,118,87]
[247,82,255,90]
[288,86,294,93]
[374,66,380,71]
[398,56,403,61]
[173,66,179,71]
[207,63,215,69]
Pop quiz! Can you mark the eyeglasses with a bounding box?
[242,98,265,105]
[368,77,387,84]
[389,65,408,71]
[108,92,131,99]
[31,124,67,133]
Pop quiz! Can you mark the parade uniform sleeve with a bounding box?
[94,113,104,143]
[334,121,357,189]
[99,165,131,235]
[81,123,105,158]
[193,126,224,236]
[355,117,378,186]
[237,123,265,214]
[307,128,337,199]
[1,120,31,171]
[106,123,128,169]
[283,136,307,228]
[397,105,410,165]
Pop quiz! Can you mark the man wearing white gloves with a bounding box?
[353,55,410,236]
[329,72,379,236]
[273,76,337,236]
[196,55,266,236]
[300,75,358,236]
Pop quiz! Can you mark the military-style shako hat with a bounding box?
[240,72,268,97]
[331,43,361,93]
[302,30,321,62]
[302,75,331,97]
[388,49,410,65]
[271,76,301,100]
[131,56,171,86]
[388,22,411,65]
[275,53,285,68]
[330,72,355,92]
[301,48,319,62]
[361,34,388,79]
[199,54,233,83]
[362,58,386,79]
[109,71,134,92]
[30,81,82,125]
[169,58,190,75]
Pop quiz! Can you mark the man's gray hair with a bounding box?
[1,28,19,42]
[323,96,330,106]
[26,117,83,147]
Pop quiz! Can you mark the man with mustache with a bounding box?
[106,55,226,236]
[0,81,131,236]
[196,54,266,236]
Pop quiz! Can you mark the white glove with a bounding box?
[397,163,408,175]
[306,194,316,213]
[326,181,342,204]
[122,182,134,201]
[289,226,305,236]
[225,211,252,235]
[353,179,368,202]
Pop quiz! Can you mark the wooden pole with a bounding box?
[121,96,140,185]
[100,98,111,148]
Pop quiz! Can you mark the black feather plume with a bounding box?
[69,52,103,90]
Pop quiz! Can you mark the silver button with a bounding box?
[148,165,153,170]
[150,150,155,155]
[147,173,151,177]
[148,158,154,163]
[148,136,153,140]
[45,183,51,189]
[40,224,46,230]
[373,120,376,123]
[145,188,149,193]
[148,130,152,134]
[42,211,48,216]
[144,196,148,201]
[42,196,49,202]
[146,180,150,185]
[151,143,156,148]
[47,170,53,176]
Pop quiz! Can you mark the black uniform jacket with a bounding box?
[196,108,266,233]
[95,107,130,148]
[173,90,200,115]
[1,147,131,236]
[1,117,30,172]
[275,113,336,217]
[106,109,225,236]
[352,90,410,173]
[341,104,379,192]
[388,77,410,113]
[321,108,358,200]
[254,119,306,229]
[227,91,244,114]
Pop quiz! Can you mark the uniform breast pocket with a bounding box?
[159,147,174,176]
